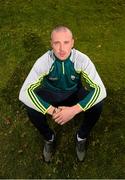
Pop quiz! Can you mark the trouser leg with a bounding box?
[26,106,54,141]
[77,101,104,139]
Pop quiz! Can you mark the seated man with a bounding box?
[19,26,107,162]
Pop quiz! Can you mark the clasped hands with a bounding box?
[52,106,76,125]
[47,104,82,125]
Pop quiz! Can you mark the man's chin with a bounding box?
[59,57,67,61]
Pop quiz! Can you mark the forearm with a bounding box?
[71,104,83,116]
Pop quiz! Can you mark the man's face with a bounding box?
[51,31,74,60]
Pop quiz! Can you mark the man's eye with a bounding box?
[64,41,69,44]
[54,42,59,45]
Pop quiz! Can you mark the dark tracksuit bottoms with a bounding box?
[26,87,103,141]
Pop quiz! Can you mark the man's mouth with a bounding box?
[59,53,66,57]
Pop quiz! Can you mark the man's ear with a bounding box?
[50,40,53,47]
[72,38,74,48]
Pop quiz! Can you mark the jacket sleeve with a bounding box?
[77,54,107,111]
[19,52,52,114]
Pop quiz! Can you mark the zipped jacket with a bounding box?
[19,48,107,114]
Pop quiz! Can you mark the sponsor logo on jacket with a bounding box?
[48,77,58,80]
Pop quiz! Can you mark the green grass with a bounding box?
[0,0,125,178]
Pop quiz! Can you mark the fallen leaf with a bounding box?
[18,149,23,154]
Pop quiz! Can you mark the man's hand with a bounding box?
[47,106,61,115]
[47,106,55,115]
[52,104,82,125]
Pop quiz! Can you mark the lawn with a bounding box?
[0,0,125,178]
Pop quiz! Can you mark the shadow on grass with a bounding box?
[103,87,125,127]
[0,31,48,114]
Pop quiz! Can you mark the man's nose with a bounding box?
[59,44,64,51]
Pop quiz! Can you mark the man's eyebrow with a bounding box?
[53,41,60,43]
[53,40,70,42]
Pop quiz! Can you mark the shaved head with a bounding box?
[51,26,73,40]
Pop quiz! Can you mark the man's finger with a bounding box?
[58,106,66,110]
[60,121,65,125]
[54,116,62,122]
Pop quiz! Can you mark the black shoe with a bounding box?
[76,136,87,162]
[43,138,55,162]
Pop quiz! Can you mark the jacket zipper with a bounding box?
[62,62,65,74]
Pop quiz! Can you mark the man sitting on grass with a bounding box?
[19,26,107,162]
